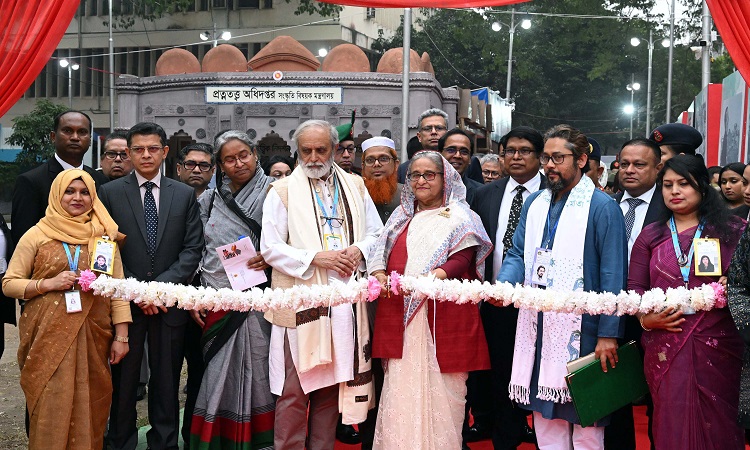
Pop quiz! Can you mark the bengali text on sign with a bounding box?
[205,86,343,104]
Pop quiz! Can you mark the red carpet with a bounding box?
[334,405,750,449]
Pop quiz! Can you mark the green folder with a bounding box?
[564,340,649,427]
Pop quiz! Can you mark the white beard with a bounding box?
[301,158,333,179]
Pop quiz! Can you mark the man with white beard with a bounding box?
[260,119,383,449]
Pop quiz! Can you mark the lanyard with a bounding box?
[62,243,81,272]
[313,174,340,229]
[668,216,704,287]
[543,201,562,249]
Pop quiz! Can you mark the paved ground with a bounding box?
[0,315,189,449]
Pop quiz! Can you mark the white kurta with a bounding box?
[261,176,383,394]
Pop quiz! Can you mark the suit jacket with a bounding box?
[11,157,108,244]
[98,172,204,326]
[0,216,15,325]
[471,174,547,282]
[614,187,668,232]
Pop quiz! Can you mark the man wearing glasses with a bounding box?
[176,143,215,198]
[100,122,203,450]
[261,119,383,450]
[397,108,449,183]
[100,131,134,180]
[438,128,482,204]
[470,126,546,450]
[494,124,626,450]
[335,112,358,175]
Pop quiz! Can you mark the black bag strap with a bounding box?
[215,186,262,244]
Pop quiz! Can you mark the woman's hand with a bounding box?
[246,254,270,271]
[641,307,685,333]
[45,270,78,292]
[109,341,129,364]
[372,271,388,296]
[719,276,728,288]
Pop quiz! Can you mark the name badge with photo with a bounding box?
[65,290,82,314]
[531,247,552,287]
[324,234,344,251]
[694,238,721,276]
[91,237,116,275]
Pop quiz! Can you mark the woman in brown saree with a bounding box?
[2,169,131,449]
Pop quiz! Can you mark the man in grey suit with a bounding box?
[100,122,204,450]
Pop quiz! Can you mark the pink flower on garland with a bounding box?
[389,271,402,296]
[367,276,382,302]
[712,282,727,308]
[78,269,97,292]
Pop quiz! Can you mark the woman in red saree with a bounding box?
[2,169,130,449]
[628,155,745,449]
[369,151,492,449]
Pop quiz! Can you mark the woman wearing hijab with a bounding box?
[369,151,492,449]
[189,131,275,449]
[2,169,130,449]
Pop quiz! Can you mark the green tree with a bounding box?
[8,99,69,168]
[372,1,734,153]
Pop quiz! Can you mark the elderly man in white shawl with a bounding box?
[260,119,384,449]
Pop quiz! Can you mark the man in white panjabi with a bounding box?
[260,119,383,449]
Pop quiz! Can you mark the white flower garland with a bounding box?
[89,273,727,315]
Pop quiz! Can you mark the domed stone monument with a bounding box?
[155,48,201,75]
[376,48,422,73]
[321,43,371,72]
[247,36,320,72]
[202,44,248,72]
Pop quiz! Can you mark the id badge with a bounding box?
[65,290,82,313]
[324,234,344,251]
[531,247,552,287]
[693,238,721,276]
[91,237,116,275]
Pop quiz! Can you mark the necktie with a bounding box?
[624,197,644,241]
[143,181,157,254]
[502,185,526,259]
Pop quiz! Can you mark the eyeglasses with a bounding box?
[443,147,471,156]
[130,145,163,154]
[221,151,253,166]
[363,156,395,166]
[335,144,356,155]
[103,151,129,161]
[419,125,447,133]
[499,148,535,157]
[320,216,344,229]
[539,153,575,165]
[482,170,501,178]
[407,171,443,182]
[181,161,213,172]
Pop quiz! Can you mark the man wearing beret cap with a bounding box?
[335,111,358,174]
[649,123,703,163]
[585,137,606,190]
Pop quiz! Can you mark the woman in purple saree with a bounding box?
[628,155,746,450]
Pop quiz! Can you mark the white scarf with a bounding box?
[509,176,594,404]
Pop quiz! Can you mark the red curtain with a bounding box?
[0,0,80,119]
[320,0,527,9]
[707,0,750,84]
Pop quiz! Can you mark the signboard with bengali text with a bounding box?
[205,86,343,104]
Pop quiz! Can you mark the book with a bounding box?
[564,341,649,427]
[566,352,597,373]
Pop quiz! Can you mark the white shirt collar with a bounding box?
[135,171,162,188]
[621,183,656,204]
[54,153,83,170]
[507,172,542,192]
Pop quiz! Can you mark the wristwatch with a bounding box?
[114,335,129,343]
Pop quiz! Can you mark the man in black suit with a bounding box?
[470,126,546,450]
[100,122,203,450]
[605,137,666,450]
[11,110,108,244]
[0,215,15,360]
[439,128,483,204]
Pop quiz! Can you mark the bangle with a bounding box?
[113,335,129,343]
[639,314,652,332]
[34,279,43,296]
